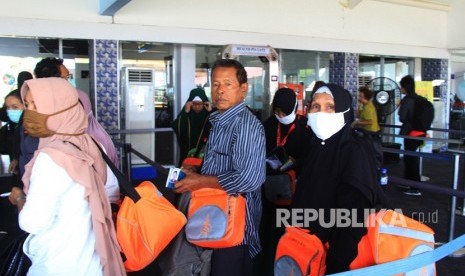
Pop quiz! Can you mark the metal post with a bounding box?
[380,56,385,78]
[58,39,63,59]
[418,146,430,182]
[419,147,423,177]
[449,153,460,242]
[461,154,465,217]
[450,154,465,257]
[315,52,320,81]
[124,143,132,183]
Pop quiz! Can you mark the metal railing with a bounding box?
[113,141,169,184]
[379,126,465,244]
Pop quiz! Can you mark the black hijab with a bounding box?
[264,88,311,172]
[187,88,209,102]
[272,87,297,115]
[266,87,299,155]
[173,88,210,164]
[292,84,385,240]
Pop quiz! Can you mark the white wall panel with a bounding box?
[447,0,465,50]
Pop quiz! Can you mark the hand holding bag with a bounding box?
[185,188,246,248]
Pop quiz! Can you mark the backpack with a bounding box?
[412,96,434,132]
[275,227,327,276]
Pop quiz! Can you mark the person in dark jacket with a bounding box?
[2,90,23,171]
[2,71,33,179]
[398,75,422,196]
[292,84,386,274]
[258,87,312,275]
[263,87,312,174]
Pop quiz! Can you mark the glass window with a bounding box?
[278,50,330,102]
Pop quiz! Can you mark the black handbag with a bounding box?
[0,232,31,276]
[0,123,13,155]
[263,174,294,204]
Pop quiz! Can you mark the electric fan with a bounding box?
[365,77,402,124]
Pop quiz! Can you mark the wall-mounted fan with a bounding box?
[365,77,402,123]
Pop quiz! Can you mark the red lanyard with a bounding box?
[276,123,296,147]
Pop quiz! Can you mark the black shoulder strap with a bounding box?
[91,138,141,203]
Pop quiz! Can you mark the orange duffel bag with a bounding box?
[274,226,327,276]
[350,209,436,275]
[185,188,246,248]
[117,181,187,272]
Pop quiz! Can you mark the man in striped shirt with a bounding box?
[175,59,266,276]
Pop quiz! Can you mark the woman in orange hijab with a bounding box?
[9,78,125,275]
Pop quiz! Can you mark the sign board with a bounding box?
[415,81,434,102]
[231,45,271,56]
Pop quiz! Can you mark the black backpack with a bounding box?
[412,95,434,132]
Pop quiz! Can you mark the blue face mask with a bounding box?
[7,109,23,123]
[68,76,76,88]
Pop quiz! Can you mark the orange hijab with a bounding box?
[21,78,125,276]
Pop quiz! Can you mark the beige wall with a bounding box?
[0,0,461,58]
[447,0,465,50]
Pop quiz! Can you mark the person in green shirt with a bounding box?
[354,86,380,133]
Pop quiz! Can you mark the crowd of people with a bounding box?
[0,57,427,275]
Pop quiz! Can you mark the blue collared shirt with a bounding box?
[201,102,266,257]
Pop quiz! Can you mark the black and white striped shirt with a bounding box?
[201,102,266,257]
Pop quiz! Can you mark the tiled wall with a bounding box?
[422,59,448,100]
[329,52,359,108]
[91,39,120,131]
[421,58,449,151]
[329,52,346,88]
[344,53,359,95]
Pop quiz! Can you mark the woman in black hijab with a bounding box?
[263,87,312,173]
[292,84,387,273]
[172,88,213,166]
[259,88,312,275]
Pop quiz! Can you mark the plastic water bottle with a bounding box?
[380,168,388,190]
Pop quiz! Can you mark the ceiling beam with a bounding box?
[100,0,131,16]
[338,0,364,9]
[371,0,450,11]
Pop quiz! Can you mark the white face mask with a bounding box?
[307,108,349,143]
[275,111,296,125]
[275,100,297,125]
